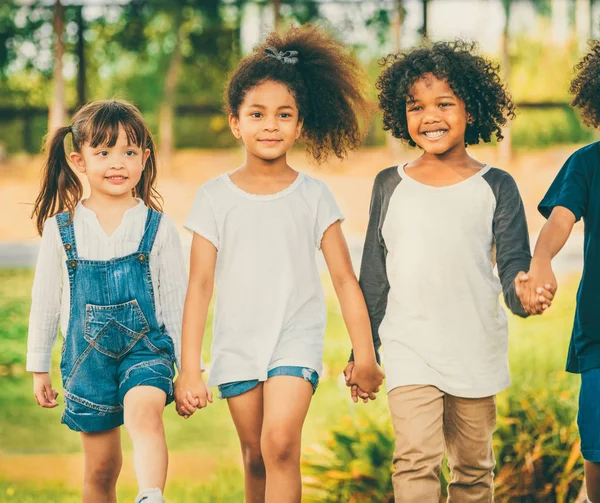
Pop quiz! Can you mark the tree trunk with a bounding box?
[158,15,186,172]
[499,4,512,164]
[48,0,66,133]
[551,0,569,45]
[76,6,86,108]
[387,0,405,153]
[421,0,429,41]
[273,0,282,32]
[575,0,591,52]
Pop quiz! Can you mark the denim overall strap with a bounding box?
[55,212,79,262]
[137,209,163,258]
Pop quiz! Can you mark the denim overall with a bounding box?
[56,209,176,433]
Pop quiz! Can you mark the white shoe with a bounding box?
[135,488,165,503]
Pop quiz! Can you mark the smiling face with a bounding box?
[229,80,303,162]
[69,126,150,200]
[406,73,471,156]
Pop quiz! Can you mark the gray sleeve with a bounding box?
[349,167,401,363]
[483,168,532,318]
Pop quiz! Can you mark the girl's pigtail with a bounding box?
[32,126,83,235]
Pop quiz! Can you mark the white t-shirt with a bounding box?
[184,171,343,387]
[26,200,188,372]
[359,165,531,398]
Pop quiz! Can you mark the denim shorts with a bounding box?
[578,368,600,462]
[61,326,176,433]
[218,366,319,399]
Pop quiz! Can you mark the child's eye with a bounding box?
[125,150,137,157]
[439,102,453,108]
[97,151,109,157]
[408,106,422,112]
[250,112,262,118]
[280,113,292,118]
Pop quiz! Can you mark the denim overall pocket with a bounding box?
[84,300,150,359]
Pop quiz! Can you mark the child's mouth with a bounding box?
[421,130,448,140]
[106,176,128,184]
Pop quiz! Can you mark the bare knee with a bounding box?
[124,406,163,439]
[241,442,265,478]
[85,456,121,491]
[261,429,298,467]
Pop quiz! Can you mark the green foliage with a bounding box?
[304,276,585,503]
[0,269,33,375]
[0,267,590,501]
[303,415,395,503]
[494,377,582,503]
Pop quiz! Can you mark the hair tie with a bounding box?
[67,125,73,133]
[265,47,299,65]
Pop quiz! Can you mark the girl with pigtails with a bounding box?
[27,100,187,503]
[175,25,384,503]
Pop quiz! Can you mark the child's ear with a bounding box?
[142,148,150,169]
[69,152,86,173]
[295,118,304,139]
[467,114,475,125]
[228,113,242,139]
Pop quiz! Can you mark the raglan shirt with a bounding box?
[358,164,531,398]
[184,172,343,387]
[538,142,600,374]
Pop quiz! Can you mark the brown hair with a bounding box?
[225,25,371,163]
[570,40,600,127]
[32,100,162,235]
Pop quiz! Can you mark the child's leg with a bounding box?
[123,386,168,495]
[586,461,600,502]
[227,384,266,503]
[443,394,496,503]
[387,385,445,503]
[578,369,600,502]
[261,375,313,503]
[80,428,122,503]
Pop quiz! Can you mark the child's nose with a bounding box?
[263,117,279,131]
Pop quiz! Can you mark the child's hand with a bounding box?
[344,360,384,400]
[343,362,370,403]
[515,259,557,315]
[33,372,59,408]
[174,372,212,419]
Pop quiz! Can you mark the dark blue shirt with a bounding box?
[539,142,600,373]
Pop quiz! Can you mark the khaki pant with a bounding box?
[388,385,496,503]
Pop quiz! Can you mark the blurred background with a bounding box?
[0,0,598,501]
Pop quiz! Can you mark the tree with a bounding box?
[499,0,550,162]
[114,0,222,169]
[48,0,66,133]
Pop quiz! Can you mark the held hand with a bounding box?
[515,260,557,315]
[175,372,213,419]
[352,360,384,394]
[33,372,59,408]
[344,361,383,402]
[343,362,370,403]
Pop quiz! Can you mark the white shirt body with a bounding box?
[184,172,343,387]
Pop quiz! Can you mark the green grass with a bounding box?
[0,470,244,502]
[0,268,587,501]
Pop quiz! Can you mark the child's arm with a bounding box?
[519,149,591,313]
[27,219,62,408]
[321,221,384,396]
[518,207,574,310]
[486,171,535,317]
[174,233,215,418]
